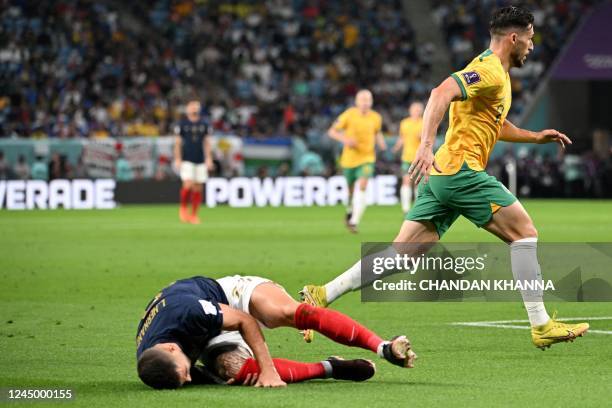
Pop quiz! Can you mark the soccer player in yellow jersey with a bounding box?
[303,6,589,349]
[393,102,424,213]
[328,89,386,233]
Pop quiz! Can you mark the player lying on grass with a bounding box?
[301,6,588,350]
[136,276,416,389]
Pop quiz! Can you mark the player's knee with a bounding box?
[275,303,298,328]
[523,224,538,239]
[513,223,538,241]
[357,178,368,190]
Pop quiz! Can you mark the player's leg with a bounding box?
[231,357,376,384]
[449,168,589,348]
[179,162,194,222]
[188,163,207,224]
[399,162,412,213]
[248,282,416,368]
[304,180,452,308]
[342,166,357,232]
[483,201,589,348]
[204,332,375,384]
[189,183,203,224]
[349,163,373,229]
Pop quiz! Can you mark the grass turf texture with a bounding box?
[1,200,611,407]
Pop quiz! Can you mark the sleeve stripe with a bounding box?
[451,73,468,101]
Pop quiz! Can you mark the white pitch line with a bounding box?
[451,316,612,335]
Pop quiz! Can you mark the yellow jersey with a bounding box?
[399,117,423,162]
[432,49,512,175]
[334,107,382,168]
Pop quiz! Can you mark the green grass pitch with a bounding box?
[1,200,612,407]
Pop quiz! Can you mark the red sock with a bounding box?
[180,187,191,209]
[234,358,326,384]
[191,190,202,215]
[294,303,383,353]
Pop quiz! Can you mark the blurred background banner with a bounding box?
[553,3,612,80]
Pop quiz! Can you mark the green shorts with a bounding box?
[406,163,517,238]
[401,161,412,173]
[343,163,374,186]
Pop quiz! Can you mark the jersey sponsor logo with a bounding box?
[199,300,218,315]
[462,71,481,85]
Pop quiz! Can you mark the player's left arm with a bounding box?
[500,119,572,149]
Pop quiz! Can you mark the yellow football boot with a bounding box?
[531,313,589,350]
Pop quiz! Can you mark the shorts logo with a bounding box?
[199,300,218,315]
[462,71,481,85]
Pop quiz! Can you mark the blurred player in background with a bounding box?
[393,102,424,214]
[303,6,589,350]
[328,89,386,233]
[174,100,213,225]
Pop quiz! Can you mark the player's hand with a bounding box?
[254,369,286,388]
[226,373,259,386]
[206,158,214,171]
[174,159,181,171]
[343,137,357,148]
[378,141,387,151]
[535,129,572,149]
[408,145,441,184]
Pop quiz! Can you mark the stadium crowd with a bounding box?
[0,0,598,138]
[0,0,430,139]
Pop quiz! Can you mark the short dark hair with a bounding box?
[489,6,534,36]
[137,348,181,389]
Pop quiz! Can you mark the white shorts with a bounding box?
[216,275,271,315]
[180,161,208,183]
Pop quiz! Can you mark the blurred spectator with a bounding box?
[31,156,49,180]
[115,154,133,181]
[154,155,173,181]
[73,156,88,179]
[0,151,8,179]
[13,154,30,180]
[48,153,71,180]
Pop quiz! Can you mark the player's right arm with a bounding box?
[408,77,463,183]
[219,304,286,388]
[328,112,357,148]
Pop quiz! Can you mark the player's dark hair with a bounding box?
[489,6,534,36]
[137,348,181,389]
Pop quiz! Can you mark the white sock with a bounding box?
[325,260,361,303]
[400,185,412,213]
[510,237,551,327]
[320,360,333,377]
[324,246,398,304]
[524,301,550,327]
[349,188,367,225]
